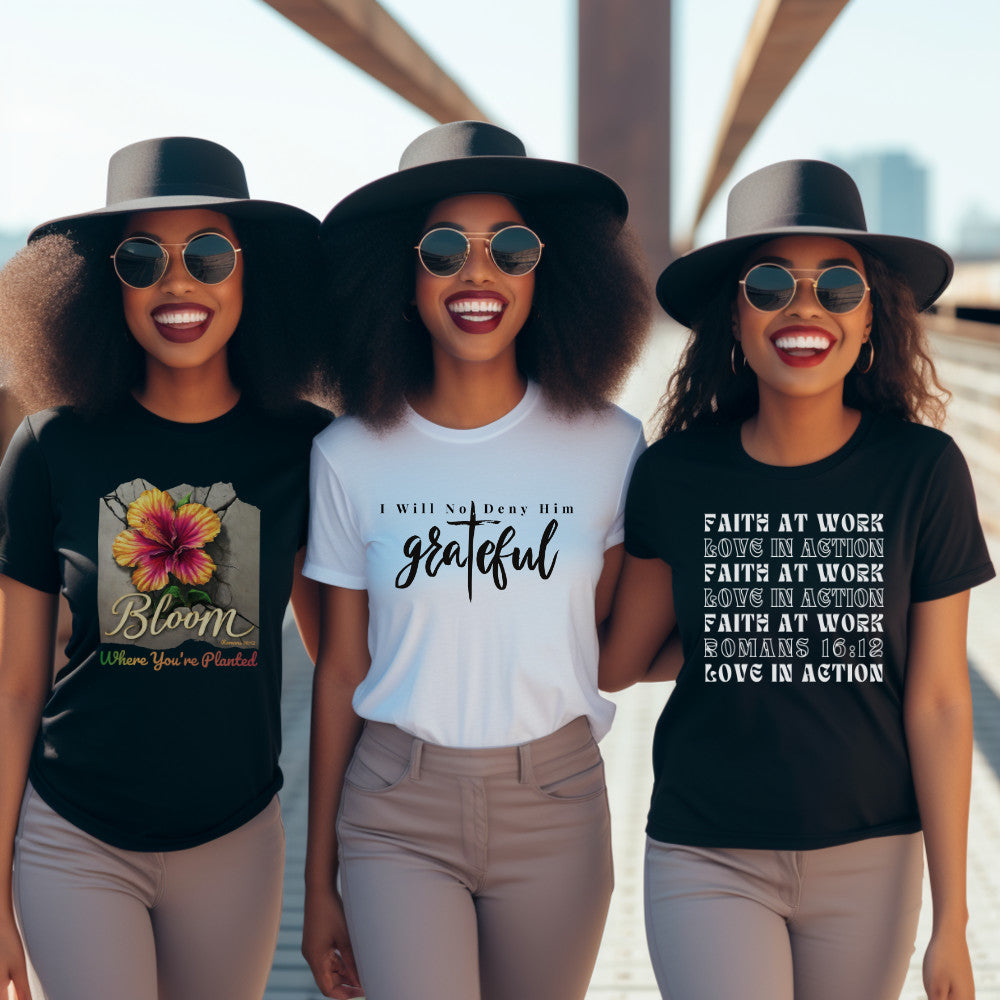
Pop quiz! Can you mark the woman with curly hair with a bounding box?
[600,160,994,1000]
[300,121,650,1000]
[0,136,330,1000]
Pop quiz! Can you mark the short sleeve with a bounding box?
[0,416,60,593]
[911,440,995,602]
[302,440,367,589]
[624,447,664,560]
[605,423,647,549]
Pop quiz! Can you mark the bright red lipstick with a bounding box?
[770,325,834,368]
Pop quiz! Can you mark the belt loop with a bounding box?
[518,744,534,785]
[409,737,424,781]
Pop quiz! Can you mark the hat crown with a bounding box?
[398,121,526,171]
[105,136,250,207]
[726,159,868,238]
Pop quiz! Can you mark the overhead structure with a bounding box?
[689,0,851,244]
[260,0,489,124]
[578,0,672,280]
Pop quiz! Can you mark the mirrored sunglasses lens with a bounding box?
[815,267,866,313]
[114,239,166,288]
[743,265,795,311]
[490,227,542,275]
[183,233,238,284]
[418,229,469,276]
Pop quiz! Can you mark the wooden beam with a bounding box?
[689,0,851,241]
[261,0,489,124]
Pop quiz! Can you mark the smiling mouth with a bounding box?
[151,304,213,343]
[771,329,834,367]
[445,293,507,334]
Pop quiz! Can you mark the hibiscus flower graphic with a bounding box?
[111,488,222,593]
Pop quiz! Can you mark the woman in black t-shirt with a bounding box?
[600,160,993,1000]
[0,138,329,1000]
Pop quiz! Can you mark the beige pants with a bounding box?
[644,833,924,1000]
[337,717,614,1000]
[13,783,285,1000]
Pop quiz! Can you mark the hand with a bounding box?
[923,927,975,1000]
[302,887,363,999]
[1,917,33,1000]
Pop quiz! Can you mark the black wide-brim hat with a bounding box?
[322,120,628,232]
[657,159,953,328]
[29,136,317,244]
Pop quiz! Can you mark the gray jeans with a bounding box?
[14,783,284,1000]
[644,832,924,1000]
[337,716,615,1000]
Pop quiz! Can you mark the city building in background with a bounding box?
[955,204,1000,260]
[832,150,929,242]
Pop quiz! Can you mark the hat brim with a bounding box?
[29,196,317,243]
[656,227,953,328]
[322,156,628,231]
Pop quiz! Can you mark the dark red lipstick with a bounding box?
[151,302,214,344]
[445,291,508,334]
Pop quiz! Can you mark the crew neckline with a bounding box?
[405,381,540,442]
[125,393,247,432]
[731,410,875,478]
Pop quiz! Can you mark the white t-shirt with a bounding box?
[303,382,646,747]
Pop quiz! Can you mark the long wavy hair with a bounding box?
[656,245,949,437]
[316,195,652,429]
[0,215,324,416]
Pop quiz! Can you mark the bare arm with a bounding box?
[0,575,58,1000]
[301,584,369,999]
[904,591,975,1000]
[598,553,676,692]
[643,627,684,683]
[289,547,321,664]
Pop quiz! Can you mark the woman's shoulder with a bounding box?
[640,422,732,465]
[311,410,389,459]
[265,399,335,438]
[20,404,95,447]
[539,397,645,447]
[865,412,956,462]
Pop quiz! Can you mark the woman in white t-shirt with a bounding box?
[300,121,651,1000]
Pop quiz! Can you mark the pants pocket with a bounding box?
[343,731,412,794]
[532,741,607,802]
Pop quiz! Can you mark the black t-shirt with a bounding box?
[0,396,330,850]
[625,412,994,850]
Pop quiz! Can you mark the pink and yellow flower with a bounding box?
[112,488,221,592]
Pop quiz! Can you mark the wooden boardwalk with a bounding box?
[266,322,1000,999]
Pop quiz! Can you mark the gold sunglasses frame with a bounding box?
[739,264,870,314]
[414,226,545,277]
[111,232,243,288]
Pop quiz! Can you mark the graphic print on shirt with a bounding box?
[97,479,261,657]
[386,499,567,600]
[701,510,884,685]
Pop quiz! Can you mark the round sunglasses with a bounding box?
[111,233,242,289]
[739,263,870,315]
[414,226,544,278]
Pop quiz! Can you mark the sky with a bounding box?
[2,0,998,256]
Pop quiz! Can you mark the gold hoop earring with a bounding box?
[858,339,875,374]
[730,342,747,375]
[402,302,419,323]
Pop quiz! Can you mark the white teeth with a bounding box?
[154,310,209,326]
[447,299,504,315]
[774,334,831,351]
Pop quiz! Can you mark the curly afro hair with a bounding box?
[315,195,652,429]
[0,215,325,416]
